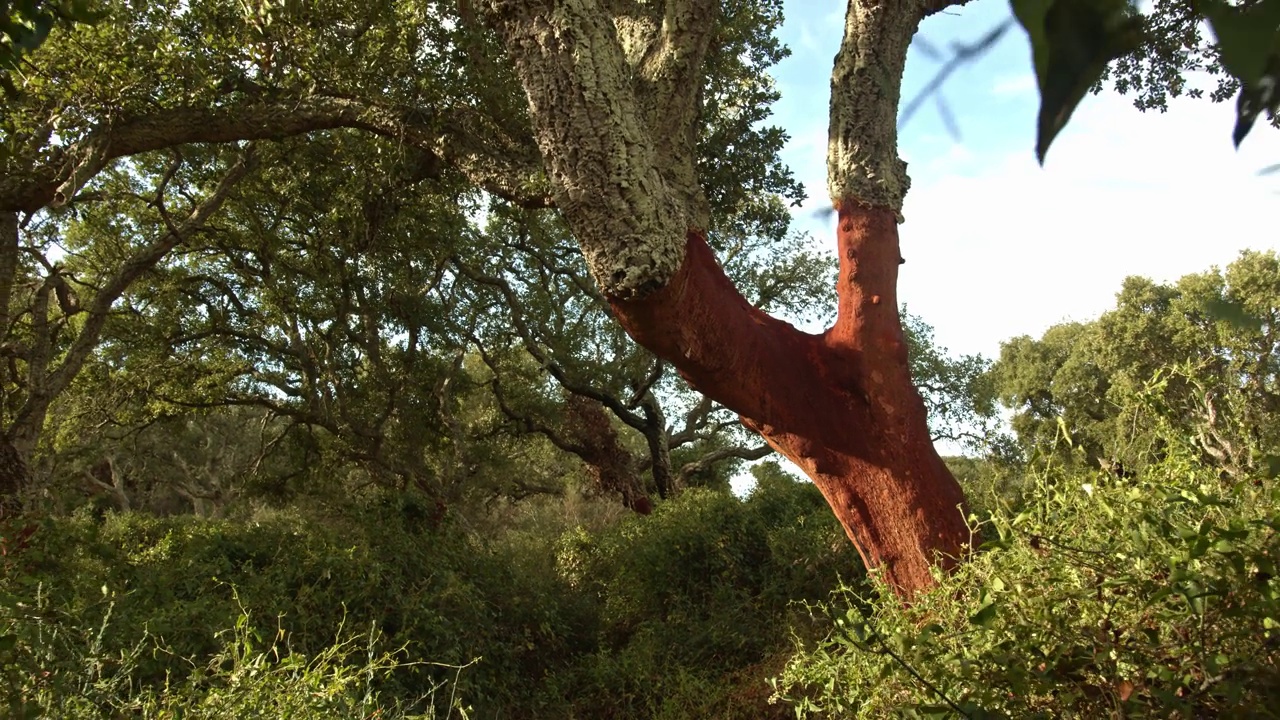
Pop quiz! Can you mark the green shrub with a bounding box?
[0,586,468,719]
[542,470,862,719]
[775,434,1280,718]
[0,495,506,714]
[1,470,863,719]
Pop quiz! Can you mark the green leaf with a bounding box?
[1201,0,1280,85]
[1200,0,1280,146]
[970,600,1000,627]
[1259,455,1280,480]
[978,537,1012,552]
[1203,297,1265,332]
[1011,0,1146,163]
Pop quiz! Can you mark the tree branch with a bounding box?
[668,394,715,447]
[470,337,589,457]
[677,443,773,482]
[452,257,647,431]
[8,150,258,451]
[1,96,550,213]
[628,359,664,408]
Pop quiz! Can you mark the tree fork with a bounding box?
[609,204,970,594]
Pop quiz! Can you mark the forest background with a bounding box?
[1,0,1279,717]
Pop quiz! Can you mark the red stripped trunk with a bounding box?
[610,200,970,596]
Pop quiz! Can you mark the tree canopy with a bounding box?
[993,250,1280,479]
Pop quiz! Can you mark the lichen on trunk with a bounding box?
[482,0,714,299]
[828,0,923,213]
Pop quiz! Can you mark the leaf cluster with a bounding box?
[1010,0,1279,160]
[775,391,1280,718]
[992,250,1280,478]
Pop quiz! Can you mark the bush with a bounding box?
[1,475,862,719]
[0,585,467,719]
[0,495,506,715]
[542,468,862,718]
[775,424,1280,718]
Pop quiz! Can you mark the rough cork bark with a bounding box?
[487,0,971,595]
[827,0,918,213]
[482,0,712,299]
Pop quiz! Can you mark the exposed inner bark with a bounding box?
[611,201,971,595]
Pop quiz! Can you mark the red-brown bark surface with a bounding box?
[610,199,970,595]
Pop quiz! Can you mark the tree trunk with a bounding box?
[610,208,970,593]
[639,395,677,499]
[485,0,971,595]
[0,211,18,334]
[0,436,28,519]
[564,395,653,514]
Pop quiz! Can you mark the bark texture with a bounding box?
[827,0,921,214]
[483,0,714,298]
[610,209,970,593]
[564,395,653,514]
[486,0,970,595]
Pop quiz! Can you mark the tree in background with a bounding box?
[993,250,1280,479]
[0,147,254,512]
[37,132,605,513]
[902,310,1003,454]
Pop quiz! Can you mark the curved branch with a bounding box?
[471,338,589,457]
[667,394,715,447]
[677,443,773,483]
[8,149,258,454]
[1,96,550,213]
[609,233,834,436]
[627,359,664,408]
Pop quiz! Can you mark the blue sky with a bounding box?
[766,0,1280,360]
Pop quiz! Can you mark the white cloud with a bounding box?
[898,86,1280,359]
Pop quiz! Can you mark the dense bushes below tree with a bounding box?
[5,252,1280,717]
[11,425,1279,718]
[777,376,1280,717]
[0,467,858,719]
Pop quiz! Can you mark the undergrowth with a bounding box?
[1,468,853,718]
[774,384,1280,718]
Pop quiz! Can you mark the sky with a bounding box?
[768,0,1280,361]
